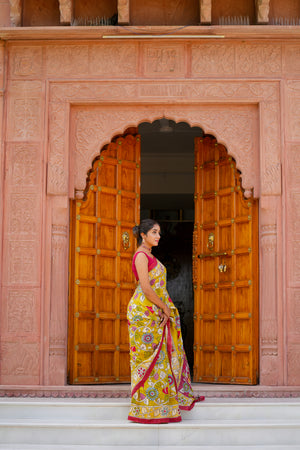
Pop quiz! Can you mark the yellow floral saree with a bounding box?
[127,252,204,423]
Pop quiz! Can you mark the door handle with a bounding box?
[121,231,130,250]
[198,252,228,259]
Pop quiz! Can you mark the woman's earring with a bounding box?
[142,238,145,243]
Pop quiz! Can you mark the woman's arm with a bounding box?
[135,253,171,326]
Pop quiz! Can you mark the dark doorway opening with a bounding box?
[139,120,203,373]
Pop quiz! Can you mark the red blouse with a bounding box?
[132,251,157,281]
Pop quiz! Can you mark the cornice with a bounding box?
[0,25,300,42]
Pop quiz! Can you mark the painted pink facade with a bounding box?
[0,2,300,396]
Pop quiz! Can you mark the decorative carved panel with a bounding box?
[286,144,300,190]
[49,213,68,385]
[7,81,43,141]
[0,342,39,376]
[47,102,68,195]
[286,81,300,141]
[143,44,186,77]
[4,241,40,285]
[287,192,300,285]
[1,289,39,336]
[8,194,40,237]
[287,344,300,386]
[191,44,281,77]
[288,289,300,338]
[236,44,281,76]
[260,101,281,195]
[0,43,4,89]
[89,44,137,77]
[71,104,258,197]
[192,44,235,76]
[284,46,300,74]
[9,46,43,79]
[6,142,41,188]
[46,46,89,77]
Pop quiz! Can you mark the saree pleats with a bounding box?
[127,259,203,423]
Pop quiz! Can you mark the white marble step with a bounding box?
[1,397,300,421]
[1,447,300,450]
[0,399,300,448]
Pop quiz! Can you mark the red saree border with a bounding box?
[166,321,179,393]
[179,395,205,411]
[128,415,182,424]
[131,325,166,397]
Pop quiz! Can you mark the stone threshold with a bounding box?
[1,384,300,399]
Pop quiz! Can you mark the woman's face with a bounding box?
[143,224,161,247]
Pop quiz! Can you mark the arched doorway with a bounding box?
[68,121,258,385]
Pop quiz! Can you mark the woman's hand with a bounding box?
[159,304,171,327]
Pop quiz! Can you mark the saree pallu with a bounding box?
[127,258,204,424]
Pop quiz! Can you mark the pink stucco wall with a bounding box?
[0,24,300,392]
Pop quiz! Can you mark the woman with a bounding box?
[127,219,204,423]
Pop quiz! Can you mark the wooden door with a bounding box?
[68,134,140,384]
[193,136,259,385]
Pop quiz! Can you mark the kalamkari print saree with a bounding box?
[127,253,204,424]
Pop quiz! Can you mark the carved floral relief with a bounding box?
[3,289,38,335]
[287,192,300,284]
[284,45,300,74]
[287,344,300,386]
[0,43,4,89]
[7,143,41,187]
[46,46,89,76]
[0,342,39,376]
[191,44,235,76]
[5,241,40,285]
[8,194,40,237]
[89,44,137,76]
[286,81,300,141]
[9,46,43,78]
[288,289,300,337]
[286,144,300,190]
[7,81,43,141]
[72,104,257,196]
[236,44,281,76]
[260,101,281,195]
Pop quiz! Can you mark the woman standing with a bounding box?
[127,219,204,423]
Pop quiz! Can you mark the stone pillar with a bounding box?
[255,0,270,24]
[59,0,73,25]
[118,0,130,25]
[48,197,69,385]
[199,0,212,24]
[259,196,282,385]
[9,0,22,26]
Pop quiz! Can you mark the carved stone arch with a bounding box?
[72,105,258,199]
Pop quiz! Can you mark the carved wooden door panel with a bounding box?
[193,136,259,385]
[68,134,140,384]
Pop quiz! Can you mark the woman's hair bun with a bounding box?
[132,219,160,245]
[132,225,140,238]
